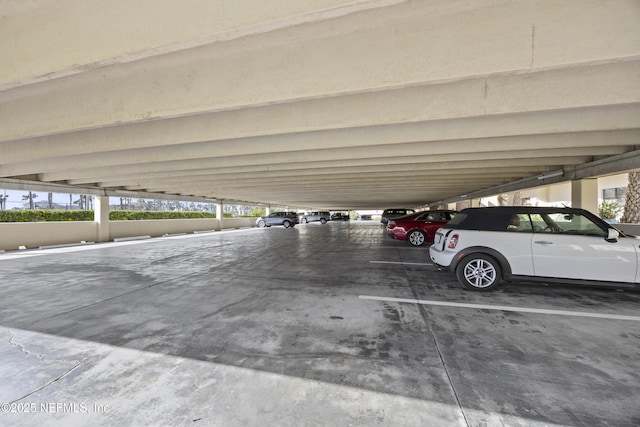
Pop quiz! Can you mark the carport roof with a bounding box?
[1,0,639,210]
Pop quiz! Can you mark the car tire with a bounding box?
[257,220,266,228]
[455,254,501,291]
[283,220,291,228]
[302,218,308,224]
[407,230,426,246]
[320,218,327,224]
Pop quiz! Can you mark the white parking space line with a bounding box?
[359,295,640,322]
[369,261,433,266]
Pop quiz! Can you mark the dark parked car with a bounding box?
[300,211,331,224]
[331,212,350,221]
[387,210,457,246]
[380,208,415,225]
[256,211,299,228]
[430,206,638,291]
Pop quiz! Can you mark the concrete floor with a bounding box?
[0,221,639,426]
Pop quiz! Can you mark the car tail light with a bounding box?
[447,234,459,249]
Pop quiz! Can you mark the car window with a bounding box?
[426,212,447,221]
[529,214,551,232]
[531,212,606,237]
[385,209,413,215]
[507,214,533,232]
[552,212,606,237]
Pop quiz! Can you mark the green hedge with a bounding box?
[0,210,217,222]
[109,211,215,220]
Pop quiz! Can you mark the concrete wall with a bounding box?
[109,218,220,240]
[614,223,640,236]
[0,221,97,251]
[0,218,256,251]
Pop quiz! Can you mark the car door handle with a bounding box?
[534,241,554,245]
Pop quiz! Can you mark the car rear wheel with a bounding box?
[407,230,426,246]
[320,218,327,224]
[302,218,308,224]
[456,254,501,291]
[283,220,291,228]
[257,220,266,228]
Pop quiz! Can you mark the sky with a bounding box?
[0,189,213,210]
[0,189,101,210]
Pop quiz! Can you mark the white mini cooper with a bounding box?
[429,207,638,291]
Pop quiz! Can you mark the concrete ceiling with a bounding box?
[1,0,639,210]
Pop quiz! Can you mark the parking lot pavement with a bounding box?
[0,221,639,426]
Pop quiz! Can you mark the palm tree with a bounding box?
[512,191,522,206]
[22,192,38,209]
[620,171,640,223]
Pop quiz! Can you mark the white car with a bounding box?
[300,211,331,224]
[429,207,638,291]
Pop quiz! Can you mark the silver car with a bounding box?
[256,211,299,228]
[300,211,331,224]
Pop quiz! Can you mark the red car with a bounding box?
[387,210,457,246]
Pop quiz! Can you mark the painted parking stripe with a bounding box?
[0,228,260,261]
[358,295,640,322]
[369,261,433,266]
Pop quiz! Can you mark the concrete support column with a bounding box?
[470,198,482,208]
[571,179,598,214]
[94,195,110,242]
[216,201,223,230]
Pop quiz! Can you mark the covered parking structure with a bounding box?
[1,0,640,234]
[1,1,640,425]
[2,219,640,426]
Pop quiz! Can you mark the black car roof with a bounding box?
[448,206,607,231]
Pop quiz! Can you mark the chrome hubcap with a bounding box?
[463,259,496,288]
[409,232,424,246]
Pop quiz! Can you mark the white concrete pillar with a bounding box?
[571,179,598,214]
[94,195,110,242]
[216,201,223,230]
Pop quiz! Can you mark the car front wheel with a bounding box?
[407,230,426,246]
[283,220,291,228]
[257,220,266,228]
[320,218,327,224]
[455,254,501,291]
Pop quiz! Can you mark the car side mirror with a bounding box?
[606,228,619,242]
